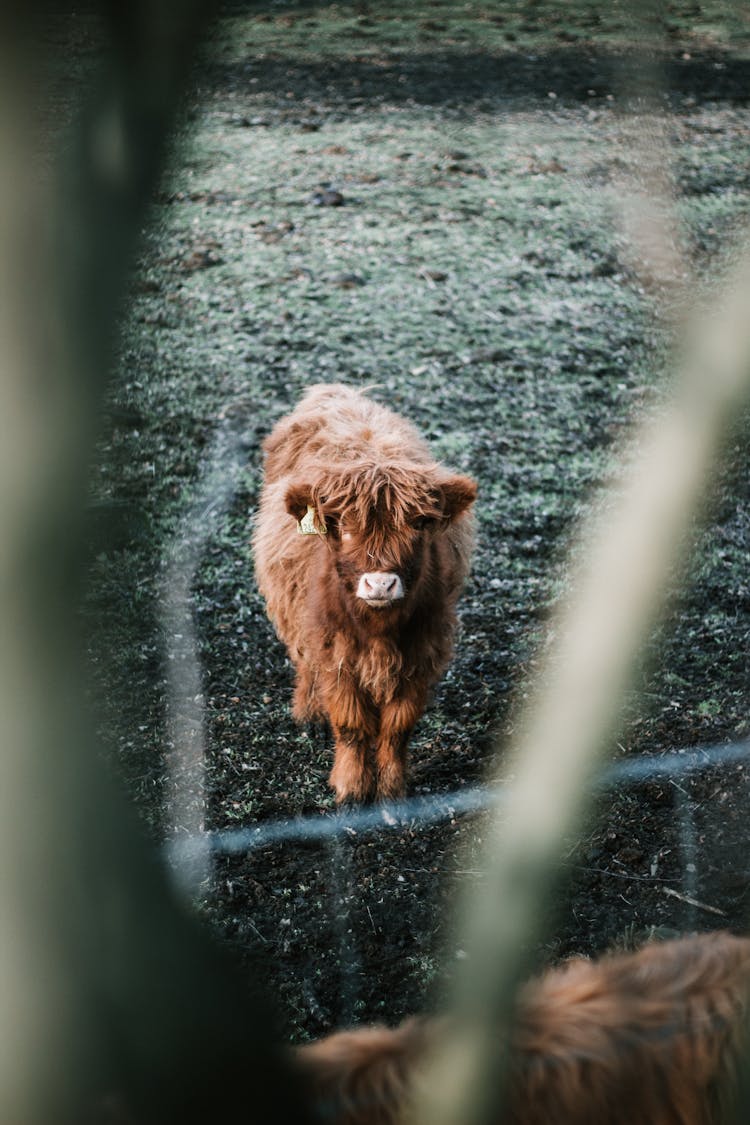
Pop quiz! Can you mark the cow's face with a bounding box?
[284,469,476,613]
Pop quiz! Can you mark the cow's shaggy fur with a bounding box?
[296,932,750,1124]
[253,384,477,803]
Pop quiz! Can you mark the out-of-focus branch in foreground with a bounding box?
[411,180,750,1125]
[0,6,309,1122]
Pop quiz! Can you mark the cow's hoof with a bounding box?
[330,769,375,805]
[375,767,407,804]
[375,785,407,804]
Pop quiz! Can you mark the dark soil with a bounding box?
[79,2,750,1041]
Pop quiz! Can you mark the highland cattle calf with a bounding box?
[296,931,750,1125]
[253,383,477,803]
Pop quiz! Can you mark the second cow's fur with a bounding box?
[253,384,477,803]
[296,932,750,1125]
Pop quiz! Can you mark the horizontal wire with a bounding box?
[596,739,750,785]
[165,737,750,869]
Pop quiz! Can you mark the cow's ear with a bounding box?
[440,475,477,521]
[284,483,313,521]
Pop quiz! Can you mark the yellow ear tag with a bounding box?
[297,504,326,536]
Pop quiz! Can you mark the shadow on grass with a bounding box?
[213,46,750,112]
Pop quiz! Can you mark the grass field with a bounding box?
[84,2,750,1037]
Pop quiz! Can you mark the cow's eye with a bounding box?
[413,516,435,531]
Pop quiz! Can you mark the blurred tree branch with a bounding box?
[0,4,309,1121]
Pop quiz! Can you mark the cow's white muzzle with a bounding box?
[356,571,404,606]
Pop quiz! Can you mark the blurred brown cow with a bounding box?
[296,932,750,1124]
[253,384,476,803]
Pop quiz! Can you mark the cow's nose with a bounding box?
[364,575,395,593]
[357,571,404,603]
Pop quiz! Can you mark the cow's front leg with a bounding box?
[375,694,426,801]
[329,727,376,804]
[326,681,378,803]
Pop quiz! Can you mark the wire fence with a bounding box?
[165,729,749,1031]
[163,423,250,896]
[166,736,750,868]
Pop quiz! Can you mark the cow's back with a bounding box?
[261,383,433,484]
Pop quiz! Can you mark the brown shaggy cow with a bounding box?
[295,932,750,1125]
[253,384,477,803]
